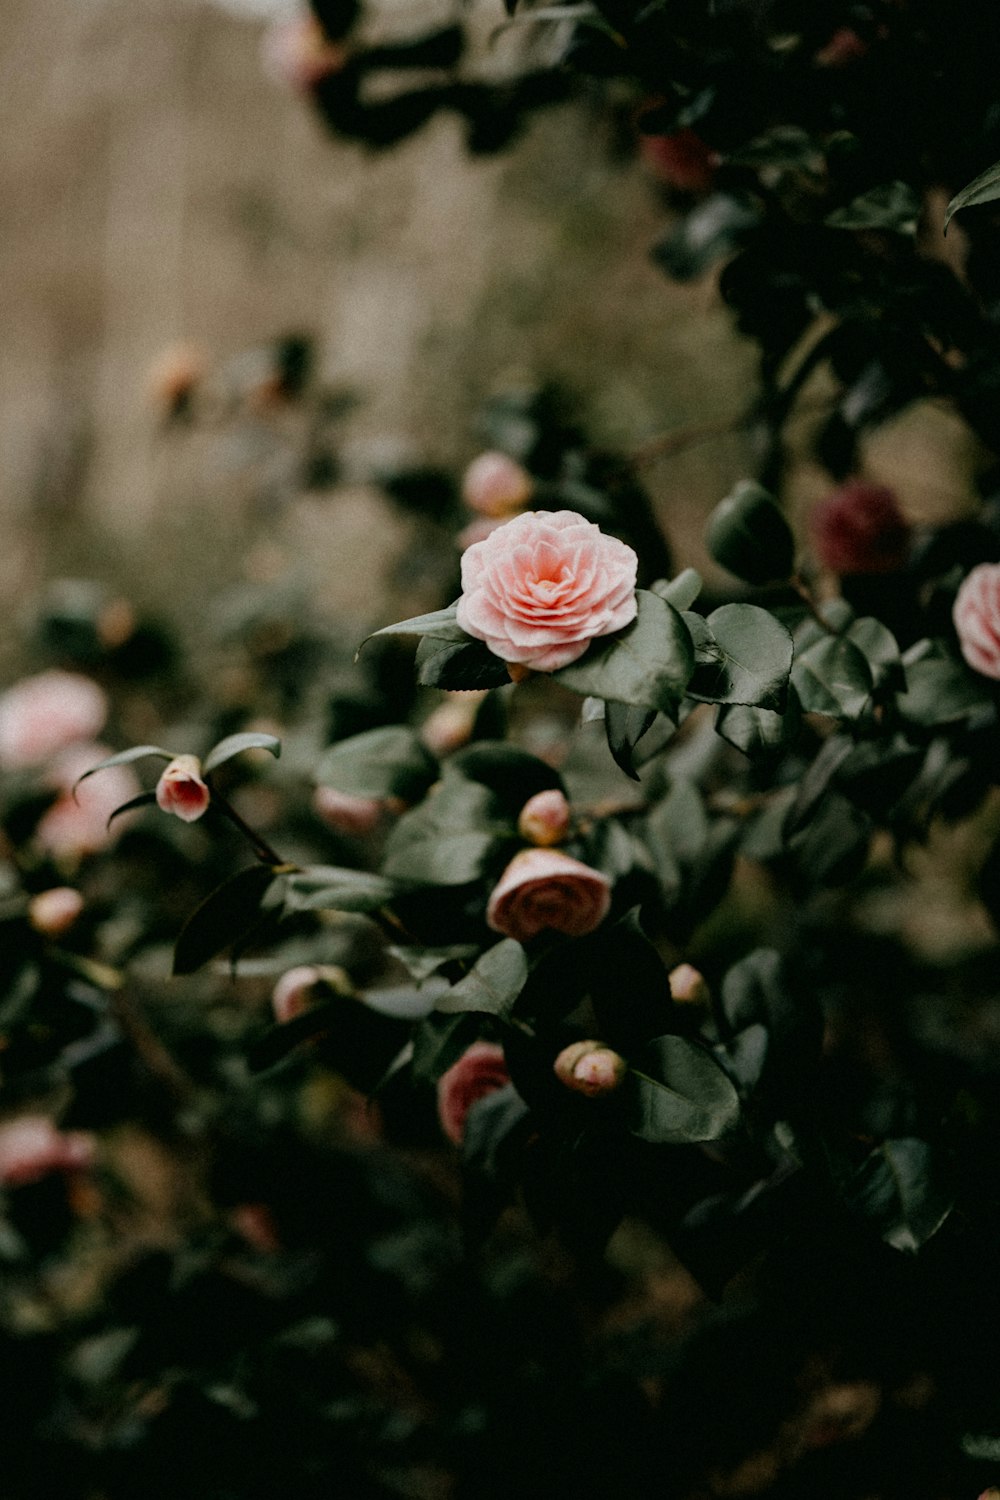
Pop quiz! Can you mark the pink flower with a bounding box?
[640,129,718,193]
[0,1115,95,1187]
[487,847,611,942]
[517,788,571,847]
[262,15,349,91]
[156,755,211,823]
[313,786,391,837]
[28,886,84,938]
[272,965,321,1024]
[457,517,506,553]
[456,510,638,672]
[953,562,1000,679]
[436,1042,511,1146]
[420,694,488,754]
[0,671,107,769]
[36,742,142,860]
[461,452,534,518]
[668,962,710,1007]
[810,481,910,575]
[553,1040,627,1097]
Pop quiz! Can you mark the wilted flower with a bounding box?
[517,788,571,847]
[553,1040,627,1096]
[0,670,107,769]
[487,847,611,941]
[953,562,1000,679]
[436,1042,511,1145]
[0,1115,95,1187]
[810,481,910,575]
[156,755,211,823]
[457,510,638,672]
[461,451,534,518]
[28,886,84,938]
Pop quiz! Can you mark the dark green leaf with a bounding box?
[846,617,903,691]
[449,743,564,813]
[249,993,410,1091]
[716,687,801,757]
[627,1035,740,1144]
[792,634,873,718]
[604,700,658,780]
[388,943,479,982]
[203,732,281,774]
[173,864,280,976]
[315,725,438,803]
[826,181,919,234]
[74,744,173,791]
[411,1011,483,1083]
[106,790,159,829]
[688,604,794,710]
[415,634,511,690]
[359,602,462,654]
[944,157,1000,230]
[554,589,695,713]
[435,938,528,1016]
[848,1138,953,1253]
[281,865,400,913]
[382,770,510,885]
[896,654,989,726]
[704,480,795,585]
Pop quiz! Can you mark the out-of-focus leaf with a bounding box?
[315,725,438,803]
[826,181,919,234]
[203,732,281,774]
[173,865,280,975]
[435,938,528,1017]
[848,1137,953,1253]
[627,1034,740,1143]
[705,480,795,585]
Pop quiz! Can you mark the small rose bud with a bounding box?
[437,1042,511,1146]
[0,1115,96,1187]
[640,129,718,193]
[977,1489,1000,1500]
[669,963,711,1007]
[554,1040,627,1097]
[953,562,1000,680]
[272,965,322,1024]
[461,451,534,518]
[28,886,84,938]
[517,788,571,847]
[313,786,391,837]
[810,480,910,575]
[156,754,211,823]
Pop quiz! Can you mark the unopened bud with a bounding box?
[28,886,84,938]
[669,963,710,1007]
[421,693,487,755]
[461,452,533,518]
[554,1040,627,1097]
[517,788,571,847]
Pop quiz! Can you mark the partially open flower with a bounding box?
[810,481,910,575]
[953,562,1000,679]
[156,755,211,823]
[436,1042,511,1145]
[554,1040,627,1097]
[0,1115,96,1187]
[272,965,322,1024]
[487,847,611,942]
[457,509,638,672]
[0,670,107,769]
[517,788,571,847]
[28,886,84,938]
[461,451,534,518]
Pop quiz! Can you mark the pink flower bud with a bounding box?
[28,886,84,938]
[461,452,534,518]
[517,788,571,847]
[486,847,611,942]
[436,1042,510,1145]
[640,129,718,193]
[668,962,710,1007]
[0,1115,96,1187]
[809,481,910,575]
[420,694,488,755]
[978,1490,1000,1500]
[312,786,389,837]
[0,671,107,769]
[953,562,1000,679]
[553,1040,627,1097]
[156,755,211,823]
[815,27,870,67]
[272,965,322,1024]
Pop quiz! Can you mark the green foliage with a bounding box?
[626,1035,741,1144]
[315,725,438,803]
[704,481,795,585]
[554,589,695,713]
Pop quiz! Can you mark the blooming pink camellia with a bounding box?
[456,509,638,672]
[953,562,1000,679]
[0,670,107,769]
[809,481,910,575]
[156,754,211,823]
[517,788,571,847]
[436,1042,511,1146]
[0,1115,96,1187]
[487,847,612,942]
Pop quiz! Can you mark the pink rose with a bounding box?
[156,755,211,823]
[810,481,910,575]
[640,129,718,193]
[487,847,612,942]
[272,965,322,1024]
[553,1040,627,1097]
[0,1115,95,1187]
[953,562,1000,679]
[436,1042,511,1146]
[461,452,534,518]
[36,742,142,860]
[313,786,396,837]
[28,886,84,938]
[456,510,638,672]
[0,671,107,769]
[517,788,571,847]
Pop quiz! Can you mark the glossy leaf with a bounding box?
[203,732,281,774]
[74,744,173,791]
[687,604,794,710]
[554,589,695,713]
[652,567,703,611]
[704,480,795,585]
[826,181,919,234]
[716,687,801,757]
[627,1035,740,1144]
[849,1138,953,1253]
[415,634,511,690]
[359,602,463,653]
[173,864,281,976]
[435,938,528,1017]
[604,700,659,780]
[944,157,1000,230]
[792,634,873,718]
[281,865,400,913]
